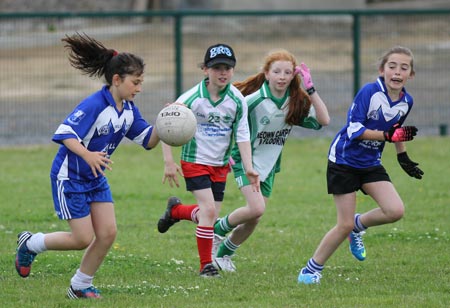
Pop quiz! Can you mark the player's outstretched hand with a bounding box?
[162,162,184,188]
[397,151,424,179]
[295,62,314,90]
[384,124,418,142]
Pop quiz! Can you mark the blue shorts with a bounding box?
[51,176,113,220]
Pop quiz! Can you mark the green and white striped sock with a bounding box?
[214,215,234,237]
[217,237,239,257]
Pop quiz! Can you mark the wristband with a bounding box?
[306,87,316,95]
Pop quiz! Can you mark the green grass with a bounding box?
[0,137,449,308]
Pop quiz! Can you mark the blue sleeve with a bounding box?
[126,103,153,150]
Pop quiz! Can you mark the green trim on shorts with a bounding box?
[235,169,275,198]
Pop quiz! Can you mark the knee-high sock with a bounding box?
[171,204,199,223]
[217,236,239,257]
[196,226,214,270]
[214,215,234,236]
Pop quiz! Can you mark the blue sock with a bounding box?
[305,258,323,274]
[353,213,368,233]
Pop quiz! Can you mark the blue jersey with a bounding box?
[329,77,413,168]
[51,85,154,181]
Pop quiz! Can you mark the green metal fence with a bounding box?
[1,9,449,146]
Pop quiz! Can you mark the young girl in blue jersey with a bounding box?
[157,43,259,277]
[298,46,424,284]
[212,49,330,272]
[15,33,159,298]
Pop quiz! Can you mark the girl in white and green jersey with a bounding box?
[157,44,259,277]
[213,49,330,272]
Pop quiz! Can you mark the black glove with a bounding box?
[384,125,418,143]
[397,152,424,179]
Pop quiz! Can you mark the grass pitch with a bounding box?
[0,137,449,307]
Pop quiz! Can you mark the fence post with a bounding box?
[352,13,361,97]
[174,12,183,100]
[439,124,448,136]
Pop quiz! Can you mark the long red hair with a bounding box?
[233,49,311,125]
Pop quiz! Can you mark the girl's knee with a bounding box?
[205,204,217,219]
[251,205,265,219]
[337,222,354,235]
[73,234,94,250]
[99,226,117,245]
[247,201,265,219]
[389,205,404,222]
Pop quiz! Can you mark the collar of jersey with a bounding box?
[376,77,409,104]
[200,78,230,107]
[102,85,131,109]
[260,81,289,109]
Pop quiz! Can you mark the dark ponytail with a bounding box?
[62,32,145,85]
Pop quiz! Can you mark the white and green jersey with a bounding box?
[232,81,321,182]
[178,79,249,166]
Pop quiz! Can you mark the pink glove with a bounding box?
[229,157,235,166]
[295,62,314,89]
[227,157,235,173]
[383,125,418,143]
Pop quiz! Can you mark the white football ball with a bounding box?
[156,104,197,147]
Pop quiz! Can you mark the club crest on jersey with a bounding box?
[98,124,110,135]
[260,116,270,125]
[368,109,379,120]
[68,109,86,125]
[222,114,233,124]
